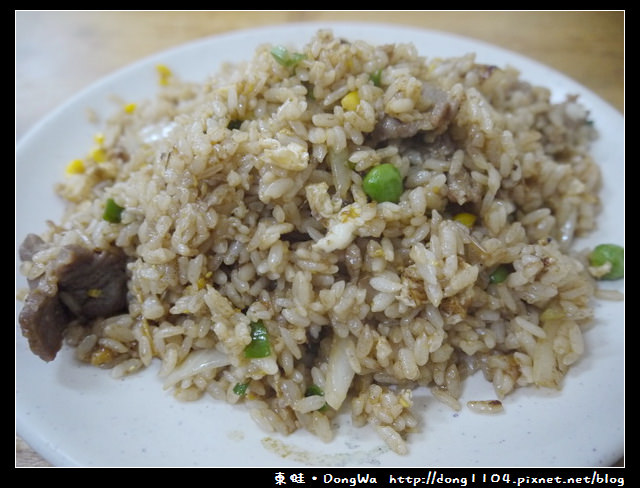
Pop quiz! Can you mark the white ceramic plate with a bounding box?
[15,22,624,468]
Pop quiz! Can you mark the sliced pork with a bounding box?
[18,234,128,362]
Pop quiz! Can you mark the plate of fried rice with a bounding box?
[15,22,624,467]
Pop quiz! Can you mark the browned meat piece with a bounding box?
[19,287,72,362]
[18,235,129,362]
[367,82,459,147]
[19,233,48,262]
[55,245,128,319]
[420,82,458,131]
[368,116,424,144]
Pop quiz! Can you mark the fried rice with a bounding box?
[17,29,613,455]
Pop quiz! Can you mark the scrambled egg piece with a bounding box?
[306,182,377,253]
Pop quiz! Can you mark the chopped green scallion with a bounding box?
[103,198,125,223]
[270,45,306,68]
[305,384,323,397]
[369,69,382,87]
[243,320,271,358]
[489,264,512,284]
[233,382,249,396]
[305,384,328,412]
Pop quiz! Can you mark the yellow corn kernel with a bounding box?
[93,132,105,145]
[90,147,107,163]
[87,288,102,298]
[65,159,85,175]
[399,395,411,408]
[124,102,137,114]
[197,277,206,290]
[427,58,442,73]
[372,248,385,258]
[453,212,477,228]
[90,346,114,366]
[156,64,172,85]
[541,306,565,322]
[341,90,360,111]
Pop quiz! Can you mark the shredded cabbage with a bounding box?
[162,349,230,389]
[324,336,355,410]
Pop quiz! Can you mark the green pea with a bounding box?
[362,163,404,203]
[589,244,624,280]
